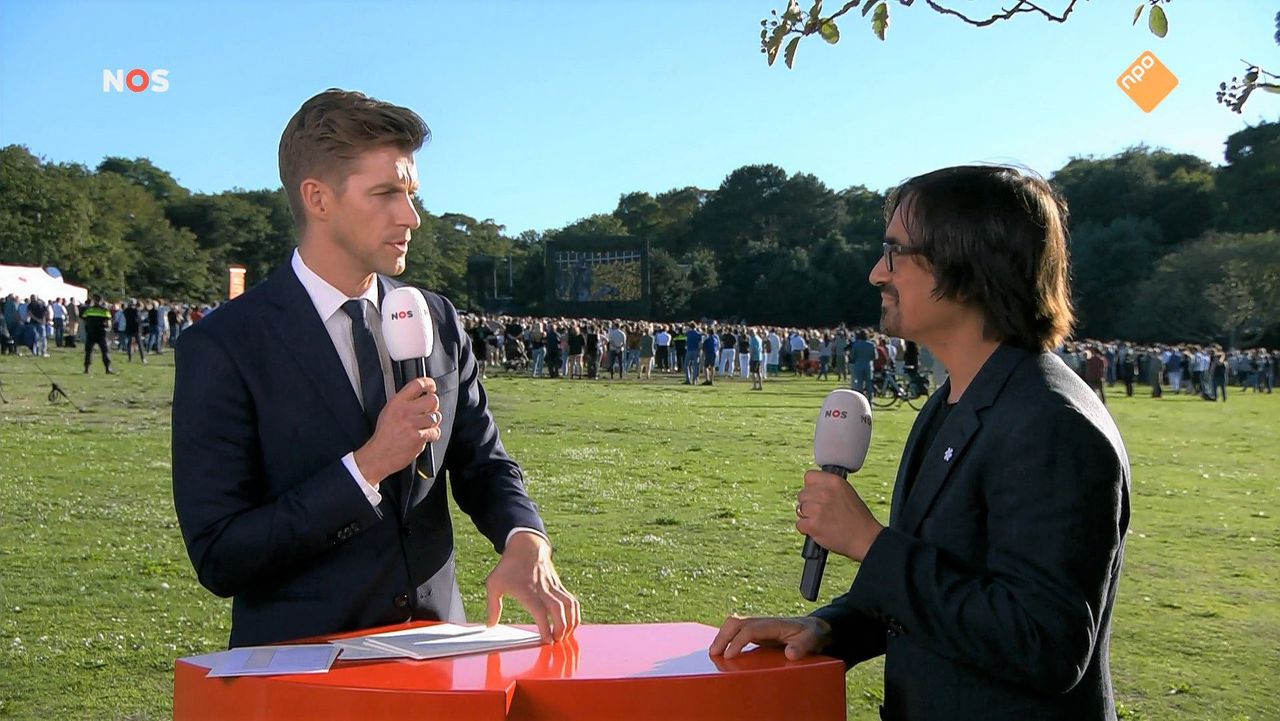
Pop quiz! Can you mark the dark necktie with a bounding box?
[340,299,386,430]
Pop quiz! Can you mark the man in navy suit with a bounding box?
[713,165,1131,720]
[172,89,579,648]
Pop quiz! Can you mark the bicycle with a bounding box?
[870,369,930,410]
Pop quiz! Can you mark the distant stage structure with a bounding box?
[545,236,650,319]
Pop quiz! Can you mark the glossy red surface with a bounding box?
[174,622,846,720]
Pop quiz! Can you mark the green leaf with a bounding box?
[819,20,840,44]
[1245,71,1259,83]
[766,38,782,66]
[809,0,824,20]
[783,0,803,23]
[1259,83,1280,94]
[871,3,889,40]
[1149,4,1168,38]
[784,36,801,69]
[862,0,881,17]
[1132,4,1144,26]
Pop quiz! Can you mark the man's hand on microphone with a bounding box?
[352,377,441,485]
[796,469,884,562]
[485,531,581,643]
[710,615,832,661]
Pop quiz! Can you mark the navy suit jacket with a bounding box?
[172,262,544,647]
[812,345,1131,721]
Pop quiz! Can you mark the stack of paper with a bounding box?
[331,623,543,661]
[183,644,342,678]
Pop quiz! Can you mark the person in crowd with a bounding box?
[81,297,115,374]
[684,325,702,385]
[26,294,49,357]
[850,330,876,396]
[655,325,671,372]
[123,299,145,363]
[748,327,764,391]
[700,326,719,386]
[639,324,655,380]
[50,297,67,348]
[1084,345,1108,405]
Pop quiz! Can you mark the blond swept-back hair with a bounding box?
[278,88,430,230]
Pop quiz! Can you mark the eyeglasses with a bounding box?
[882,242,924,272]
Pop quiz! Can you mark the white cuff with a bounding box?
[505,527,547,548]
[343,452,383,508]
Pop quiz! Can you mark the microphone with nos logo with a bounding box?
[801,389,873,601]
[382,287,437,498]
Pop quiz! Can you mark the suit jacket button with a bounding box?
[393,593,410,609]
[401,526,413,537]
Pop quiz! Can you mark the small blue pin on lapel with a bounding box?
[943,447,954,462]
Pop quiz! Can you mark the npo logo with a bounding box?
[103,69,170,93]
[1116,51,1177,112]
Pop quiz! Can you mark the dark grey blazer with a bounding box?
[172,261,544,648]
[813,344,1131,721]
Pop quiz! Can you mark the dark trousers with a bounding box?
[85,335,111,370]
[125,332,145,360]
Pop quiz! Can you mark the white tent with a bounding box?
[0,265,90,303]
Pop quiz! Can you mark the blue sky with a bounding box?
[1,0,1275,236]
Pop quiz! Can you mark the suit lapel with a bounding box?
[896,403,980,534]
[893,344,1032,534]
[262,263,371,451]
[889,385,945,528]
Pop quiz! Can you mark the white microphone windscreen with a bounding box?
[381,287,434,360]
[813,389,873,471]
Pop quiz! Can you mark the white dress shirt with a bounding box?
[290,250,542,546]
[291,250,394,508]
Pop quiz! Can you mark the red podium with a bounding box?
[174,622,846,720]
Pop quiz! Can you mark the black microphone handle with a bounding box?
[395,358,436,517]
[800,464,851,601]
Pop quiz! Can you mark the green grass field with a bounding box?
[1,348,1276,720]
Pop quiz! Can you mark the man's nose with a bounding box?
[869,254,889,287]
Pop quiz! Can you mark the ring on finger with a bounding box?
[797,501,808,519]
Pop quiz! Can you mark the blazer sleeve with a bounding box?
[810,596,888,667]
[833,402,1128,694]
[435,297,546,551]
[171,324,381,598]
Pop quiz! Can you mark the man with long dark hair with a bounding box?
[715,165,1131,721]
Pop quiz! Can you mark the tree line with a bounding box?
[1,120,1277,346]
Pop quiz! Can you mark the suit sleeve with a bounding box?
[809,599,888,667]
[834,403,1128,693]
[171,324,381,598]
[436,298,546,551]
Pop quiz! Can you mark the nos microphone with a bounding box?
[382,287,437,499]
[801,389,873,601]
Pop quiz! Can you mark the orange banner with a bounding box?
[228,266,247,299]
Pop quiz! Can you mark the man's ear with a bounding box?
[300,178,333,224]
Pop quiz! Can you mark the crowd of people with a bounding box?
[3,295,1274,400]
[461,314,1276,402]
[1,293,220,373]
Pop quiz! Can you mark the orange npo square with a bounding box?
[1117,51,1178,112]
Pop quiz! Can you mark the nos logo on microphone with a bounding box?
[389,310,414,319]
[825,408,872,426]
